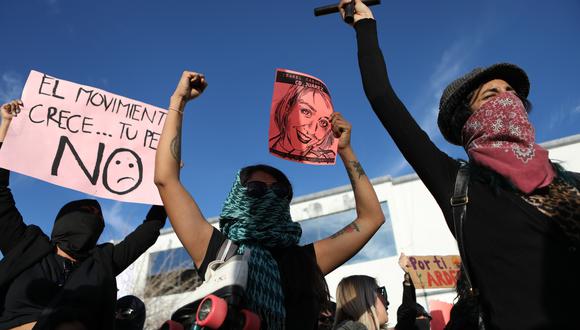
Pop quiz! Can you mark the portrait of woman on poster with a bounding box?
[269,84,336,163]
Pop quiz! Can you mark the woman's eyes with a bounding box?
[319,118,329,128]
[300,108,313,118]
[481,87,514,101]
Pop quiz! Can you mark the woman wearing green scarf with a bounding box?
[155,71,385,329]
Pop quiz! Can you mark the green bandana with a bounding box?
[220,171,302,329]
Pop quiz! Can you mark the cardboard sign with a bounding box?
[405,255,461,289]
[0,71,165,205]
[268,69,338,165]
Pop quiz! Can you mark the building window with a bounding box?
[145,248,202,297]
[299,201,396,265]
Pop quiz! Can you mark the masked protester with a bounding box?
[115,295,146,330]
[154,72,385,329]
[395,254,431,330]
[0,100,167,330]
[338,1,580,328]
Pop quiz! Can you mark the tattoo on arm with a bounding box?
[330,221,360,239]
[346,160,366,189]
[170,124,182,162]
[350,160,366,179]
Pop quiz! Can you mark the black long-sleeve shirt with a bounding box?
[0,168,166,274]
[395,275,419,330]
[0,161,166,329]
[355,19,579,329]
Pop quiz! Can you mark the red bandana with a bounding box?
[462,92,555,194]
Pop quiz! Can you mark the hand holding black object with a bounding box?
[338,0,375,25]
[314,0,379,24]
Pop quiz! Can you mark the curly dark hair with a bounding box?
[444,267,482,330]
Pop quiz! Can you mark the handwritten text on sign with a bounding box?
[406,255,461,289]
[0,71,166,204]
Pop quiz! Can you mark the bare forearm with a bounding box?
[340,146,384,224]
[314,146,384,274]
[155,96,186,185]
[154,92,213,266]
[160,184,213,267]
[0,120,11,142]
[313,113,385,274]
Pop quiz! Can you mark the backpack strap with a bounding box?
[452,162,487,329]
[451,162,476,293]
[216,238,238,262]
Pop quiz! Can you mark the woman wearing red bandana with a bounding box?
[338,1,580,329]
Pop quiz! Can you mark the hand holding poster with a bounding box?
[0,71,166,204]
[404,255,462,289]
[268,69,338,165]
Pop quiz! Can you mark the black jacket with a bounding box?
[0,166,166,329]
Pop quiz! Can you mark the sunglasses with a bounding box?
[245,181,290,199]
[376,286,389,307]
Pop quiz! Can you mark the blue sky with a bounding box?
[0,0,579,244]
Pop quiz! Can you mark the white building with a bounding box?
[117,134,580,328]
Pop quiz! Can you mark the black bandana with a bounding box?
[50,199,105,260]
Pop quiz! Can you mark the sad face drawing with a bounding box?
[102,149,143,195]
[269,84,336,163]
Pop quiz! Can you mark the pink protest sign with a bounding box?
[0,71,166,204]
[268,69,338,165]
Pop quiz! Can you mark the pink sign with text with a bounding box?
[268,69,337,165]
[0,71,165,204]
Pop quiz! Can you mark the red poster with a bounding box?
[268,69,338,165]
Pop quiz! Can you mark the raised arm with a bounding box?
[0,100,21,143]
[154,71,214,268]
[398,253,417,304]
[0,100,28,255]
[313,113,385,275]
[339,0,458,208]
[111,205,167,275]
[392,253,420,329]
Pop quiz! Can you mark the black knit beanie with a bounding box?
[437,63,530,145]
